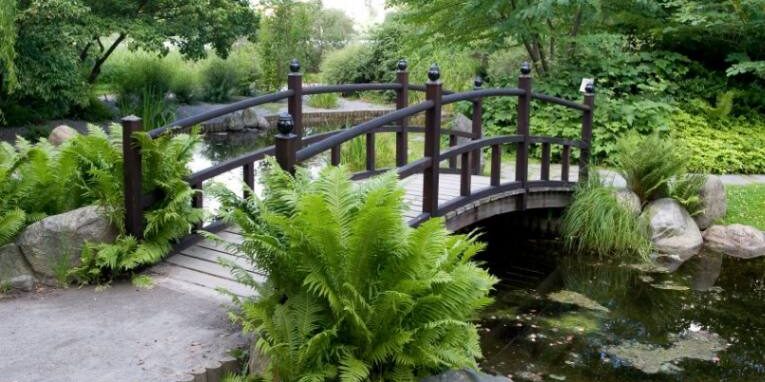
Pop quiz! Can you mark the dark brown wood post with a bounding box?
[541,142,551,181]
[331,145,341,166]
[122,116,143,239]
[191,182,203,231]
[243,163,255,198]
[471,76,484,175]
[490,145,501,186]
[395,59,409,167]
[460,152,471,196]
[366,133,376,171]
[287,59,304,145]
[561,145,571,182]
[580,82,595,182]
[422,64,443,215]
[275,113,298,174]
[448,135,458,170]
[516,62,532,209]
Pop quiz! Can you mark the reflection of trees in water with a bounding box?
[200,131,275,163]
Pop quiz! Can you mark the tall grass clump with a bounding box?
[561,175,651,261]
[211,161,498,381]
[340,133,396,172]
[307,92,339,109]
[610,133,687,204]
[201,59,241,103]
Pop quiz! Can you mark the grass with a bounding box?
[722,184,765,230]
[307,92,340,109]
[131,274,155,289]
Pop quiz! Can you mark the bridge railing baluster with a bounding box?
[243,163,255,198]
[561,145,571,182]
[541,142,551,181]
[516,62,532,209]
[490,145,501,187]
[287,59,303,145]
[579,83,595,181]
[471,76,483,175]
[422,64,442,215]
[366,132,376,171]
[460,152,471,196]
[275,113,298,175]
[448,134,458,170]
[395,60,409,167]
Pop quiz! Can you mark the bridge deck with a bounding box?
[150,173,499,298]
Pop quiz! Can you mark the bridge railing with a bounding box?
[120,59,595,237]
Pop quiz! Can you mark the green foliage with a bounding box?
[0,0,17,98]
[668,174,707,217]
[201,59,241,103]
[257,0,315,90]
[722,184,765,231]
[561,175,651,261]
[321,45,375,85]
[340,134,396,173]
[212,162,497,381]
[610,134,687,204]
[307,93,339,109]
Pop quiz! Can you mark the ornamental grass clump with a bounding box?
[611,133,687,204]
[561,175,651,261]
[212,160,498,382]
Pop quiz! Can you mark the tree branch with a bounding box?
[87,32,126,83]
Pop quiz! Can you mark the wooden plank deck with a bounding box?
[147,172,530,298]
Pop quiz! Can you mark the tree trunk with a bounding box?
[568,7,583,57]
[87,33,126,83]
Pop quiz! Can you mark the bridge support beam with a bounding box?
[287,59,303,146]
[395,60,409,167]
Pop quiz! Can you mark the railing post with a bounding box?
[471,76,484,175]
[275,113,298,174]
[287,59,304,145]
[422,64,443,215]
[580,82,595,182]
[516,62,532,210]
[243,163,255,198]
[122,116,143,239]
[395,59,409,167]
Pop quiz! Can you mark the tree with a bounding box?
[78,0,259,83]
[0,0,17,96]
[310,8,355,64]
[257,0,316,90]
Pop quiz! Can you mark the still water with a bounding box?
[473,213,765,382]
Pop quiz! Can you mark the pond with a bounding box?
[472,213,765,382]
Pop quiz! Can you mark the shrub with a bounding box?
[212,162,498,381]
[170,68,201,104]
[561,175,651,261]
[307,92,339,109]
[668,174,707,216]
[68,93,115,122]
[113,56,174,106]
[610,133,686,203]
[201,59,241,103]
[321,45,376,85]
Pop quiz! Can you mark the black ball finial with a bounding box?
[520,61,531,75]
[397,59,408,71]
[474,75,483,88]
[585,81,595,94]
[427,63,440,82]
[277,113,294,135]
[289,58,300,73]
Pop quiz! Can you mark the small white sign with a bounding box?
[579,78,594,93]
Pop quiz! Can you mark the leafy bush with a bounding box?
[561,175,651,261]
[321,45,377,85]
[307,93,339,109]
[112,56,174,107]
[668,174,707,216]
[212,162,497,381]
[610,133,687,203]
[170,68,201,104]
[201,59,241,103]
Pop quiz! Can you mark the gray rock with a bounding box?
[48,125,78,146]
[703,224,765,259]
[421,369,510,382]
[0,243,35,291]
[17,206,117,278]
[694,175,726,230]
[613,188,641,215]
[641,198,703,271]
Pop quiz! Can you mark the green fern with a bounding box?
[212,159,498,381]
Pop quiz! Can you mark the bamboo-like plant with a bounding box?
[212,160,497,382]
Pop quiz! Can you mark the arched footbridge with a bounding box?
[122,60,596,297]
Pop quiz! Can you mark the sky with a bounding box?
[321,0,388,30]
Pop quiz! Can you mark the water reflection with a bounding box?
[469,212,765,382]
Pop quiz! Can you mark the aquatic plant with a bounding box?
[212,161,498,381]
[561,175,651,260]
[611,133,687,203]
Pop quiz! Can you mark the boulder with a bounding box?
[613,188,641,215]
[694,175,726,230]
[421,369,511,382]
[703,224,765,259]
[641,198,703,271]
[0,243,35,291]
[48,125,78,146]
[17,206,117,278]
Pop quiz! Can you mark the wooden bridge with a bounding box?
[121,59,595,297]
